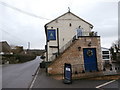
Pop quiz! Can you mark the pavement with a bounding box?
[31,68,120,89]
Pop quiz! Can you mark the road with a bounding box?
[96,80,119,89]
[2,56,42,88]
[32,69,120,89]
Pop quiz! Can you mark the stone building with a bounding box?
[0,41,11,55]
[44,11,103,75]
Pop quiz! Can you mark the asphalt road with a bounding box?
[99,80,119,89]
[2,56,42,88]
[32,69,120,89]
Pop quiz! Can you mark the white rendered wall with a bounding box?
[46,13,92,61]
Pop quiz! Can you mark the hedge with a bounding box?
[2,54,36,64]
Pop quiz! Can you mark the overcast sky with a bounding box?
[0,0,119,49]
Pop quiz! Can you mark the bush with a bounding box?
[14,54,36,63]
[2,54,36,64]
[40,61,52,68]
[40,61,46,68]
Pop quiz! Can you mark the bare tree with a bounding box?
[110,39,120,62]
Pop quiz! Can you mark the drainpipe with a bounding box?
[44,25,48,62]
[57,28,60,55]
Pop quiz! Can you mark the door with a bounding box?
[83,48,98,71]
[77,28,82,37]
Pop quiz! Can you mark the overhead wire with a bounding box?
[1,27,27,45]
[0,1,51,20]
[0,1,51,48]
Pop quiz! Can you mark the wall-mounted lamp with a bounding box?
[78,47,81,51]
[88,42,91,47]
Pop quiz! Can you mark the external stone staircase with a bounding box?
[47,35,77,67]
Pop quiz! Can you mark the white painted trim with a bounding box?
[96,80,116,88]
[29,67,40,89]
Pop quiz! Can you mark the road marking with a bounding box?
[96,80,116,88]
[29,67,40,89]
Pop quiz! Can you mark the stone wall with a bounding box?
[47,36,103,75]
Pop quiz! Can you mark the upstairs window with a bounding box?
[102,51,109,54]
[69,23,72,27]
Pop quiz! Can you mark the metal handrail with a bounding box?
[77,31,98,37]
[49,35,76,61]
[59,35,76,54]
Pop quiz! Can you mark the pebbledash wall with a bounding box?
[47,36,103,75]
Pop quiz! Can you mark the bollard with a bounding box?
[118,67,120,70]
[82,70,85,73]
[110,68,112,71]
[75,71,78,74]
[97,68,99,72]
[103,68,106,71]
[89,70,92,72]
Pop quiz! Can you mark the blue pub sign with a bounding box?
[47,29,56,40]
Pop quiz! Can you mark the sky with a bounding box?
[0,0,119,49]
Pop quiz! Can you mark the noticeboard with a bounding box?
[47,29,56,40]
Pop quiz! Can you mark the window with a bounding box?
[102,51,109,54]
[55,20,58,23]
[102,55,110,59]
[63,38,64,41]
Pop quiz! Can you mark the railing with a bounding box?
[59,35,76,54]
[49,35,76,61]
[48,31,98,61]
[77,30,98,37]
[49,62,120,76]
[71,63,120,75]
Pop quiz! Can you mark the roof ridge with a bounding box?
[45,11,93,28]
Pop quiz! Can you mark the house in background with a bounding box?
[0,41,12,64]
[101,47,113,68]
[44,11,103,75]
[0,41,12,55]
[102,47,111,63]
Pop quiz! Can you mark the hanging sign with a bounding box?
[47,29,56,40]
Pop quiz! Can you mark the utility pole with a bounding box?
[28,42,30,50]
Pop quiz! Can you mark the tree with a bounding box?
[110,39,120,62]
[110,47,115,60]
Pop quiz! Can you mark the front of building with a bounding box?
[44,11,103,75]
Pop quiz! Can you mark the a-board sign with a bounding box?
[64,63,72,84]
